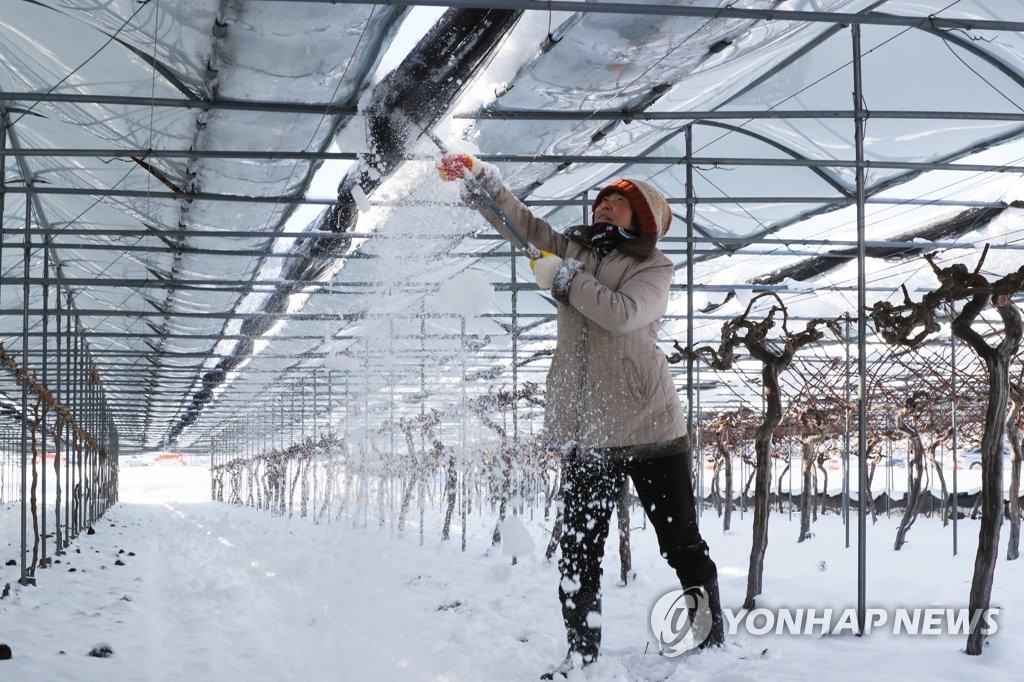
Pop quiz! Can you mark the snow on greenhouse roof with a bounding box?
[2,1,1023,450]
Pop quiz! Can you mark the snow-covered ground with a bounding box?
[1,455,1021,681]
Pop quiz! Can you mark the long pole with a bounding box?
[420,127,541,260]
[951,330,959,556]
[19,180,32,585]
[685,125,695,440]
[852,24,869,635]
[844,315,852,549]
[55,276,63,552]
[685,125,700,521]
[41,235,49,564]
[64,292,72,546]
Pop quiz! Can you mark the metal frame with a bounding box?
[2,6,1023,583]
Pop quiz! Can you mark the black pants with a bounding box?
[557,447,717,661]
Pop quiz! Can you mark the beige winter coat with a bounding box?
[467,173,688,458]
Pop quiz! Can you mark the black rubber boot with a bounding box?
[695,579,725,650]
[539,654,573,680]
[539,651,595,680]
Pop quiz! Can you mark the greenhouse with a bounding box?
[1,1,1023,680]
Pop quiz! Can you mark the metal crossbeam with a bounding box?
[285,1,1024,33]
[0,92,355,115]
[463,109,1024,122]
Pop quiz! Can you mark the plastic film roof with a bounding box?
[2,1,1024,451]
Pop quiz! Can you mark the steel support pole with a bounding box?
[54,278,63,552]
[67,297,76,543]
[63,294,71,546]
[83,337,89,528]
[685,125,695,442]
[852,24,869,635]
[19,183,33,586]
[72,330,80,538]
[951,330,959,556]
[460,315,468,552]
[685,125,700,520]
[87,356,94,526]
[1,111,9,525]
[843,316,852,549]
[41,239,49,565]
[510,243,519,445]
[696,359,703,519]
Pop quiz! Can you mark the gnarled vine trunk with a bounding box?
[798,439,818,542]
[894,408,927,551]
[745,360,783,609]
[955,290,1021,655]
[716,433,734,531]
[1006,384,1022,561]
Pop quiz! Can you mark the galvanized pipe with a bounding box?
[281,0,1024,33]
[19,189,33,585]
[852,23,869,636]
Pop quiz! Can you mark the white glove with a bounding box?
[461,162,503,204]
[530,251,562,290]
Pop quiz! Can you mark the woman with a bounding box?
[438,154,724,678]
